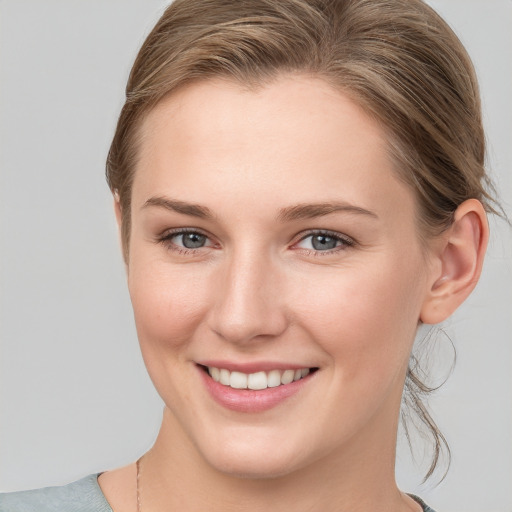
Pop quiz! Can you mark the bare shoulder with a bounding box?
[97,462,137,512]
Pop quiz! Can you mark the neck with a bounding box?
[138,406,418,512]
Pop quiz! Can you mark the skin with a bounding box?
[99,75,488,512]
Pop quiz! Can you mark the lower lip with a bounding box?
[199,367,313,413]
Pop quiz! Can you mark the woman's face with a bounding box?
[126,75,436,477]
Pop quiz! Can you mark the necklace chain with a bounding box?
[136,456,142,512]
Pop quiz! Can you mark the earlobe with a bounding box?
[420,199,489,324]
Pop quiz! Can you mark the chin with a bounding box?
[206,452,302,480]
[196,429,310,480]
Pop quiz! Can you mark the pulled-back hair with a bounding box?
[106,0,497,480]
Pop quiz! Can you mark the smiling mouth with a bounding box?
[199,365,318,390]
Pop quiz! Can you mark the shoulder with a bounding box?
[0,474,112,512]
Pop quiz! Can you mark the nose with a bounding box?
[207,248,288,345]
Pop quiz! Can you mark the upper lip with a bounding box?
[197,360,315,373]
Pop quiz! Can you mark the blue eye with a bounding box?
[159,229,214,252]
[296,232,352,252]
[174,232,208,249]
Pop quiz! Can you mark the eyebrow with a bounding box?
[142,196,378,222]
[142,196,214,219]
[277,202,378,222]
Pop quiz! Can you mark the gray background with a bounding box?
[0,1,511,511]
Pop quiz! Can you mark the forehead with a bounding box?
[133,75,414,222]
[139,75,386,165]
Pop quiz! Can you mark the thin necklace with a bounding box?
[136,456,142,512]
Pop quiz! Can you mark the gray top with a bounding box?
[0,474,436,511]
[0,474,112,512]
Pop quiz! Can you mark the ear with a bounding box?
[420,199,489,324]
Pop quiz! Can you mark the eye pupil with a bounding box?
[312,235,337,250]
[182,232,206,248]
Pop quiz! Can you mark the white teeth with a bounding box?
[209,367,220,382]
[248,371,267,390]
[267,369,281,388]
[206,366,312,390]
[219,368,230,386]
[230,371,248,389]
[281,369,295,385]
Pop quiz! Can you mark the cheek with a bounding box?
[127,259,211,358]
[127,259,216,409]
[293,259,424,380]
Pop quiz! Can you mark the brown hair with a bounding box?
[106,0,497,480]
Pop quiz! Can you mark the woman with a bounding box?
[1,0,507,511]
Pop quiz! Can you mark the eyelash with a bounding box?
[157,229,355,256]
[157,228,215,256]
[293,230,355,256]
